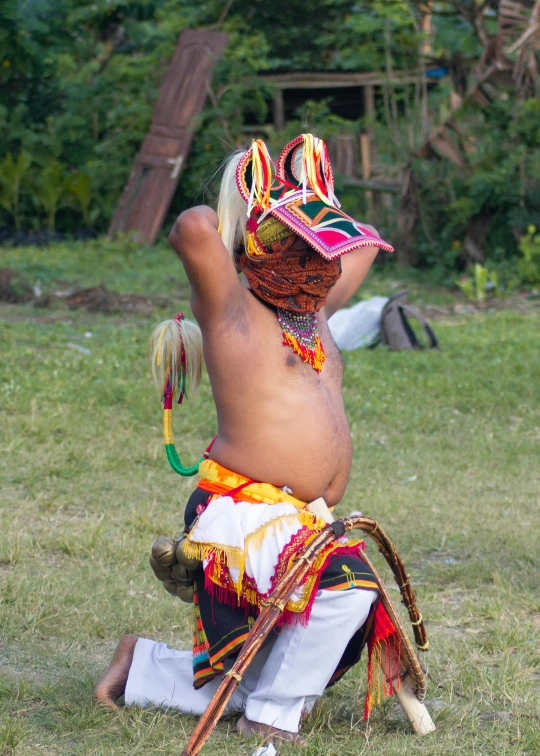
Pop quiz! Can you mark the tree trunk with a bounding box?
[395,166,420,267]
[462,212,492,265]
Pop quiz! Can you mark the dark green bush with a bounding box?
[1,0,538,283]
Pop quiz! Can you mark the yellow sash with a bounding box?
[197,459,307,510]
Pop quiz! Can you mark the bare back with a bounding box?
[168,206,379,508]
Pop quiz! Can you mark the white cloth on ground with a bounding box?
[125,587,377,732]
[328,296,388,350]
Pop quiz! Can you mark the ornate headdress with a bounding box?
[149,135,394,478]
[234,134,393,370]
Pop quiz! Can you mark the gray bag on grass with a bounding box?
[380,290,439,350]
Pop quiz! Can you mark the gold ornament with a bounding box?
[151,537,177,566]
[172,563,193,586]
[177,584,195,603]
[149,536,196,603]
[149,555,173,580]
[162,580,179,596]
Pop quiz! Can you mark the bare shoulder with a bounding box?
[324,223,381,318]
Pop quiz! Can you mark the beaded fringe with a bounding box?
[277,309,326,372]
[282,331,326,372]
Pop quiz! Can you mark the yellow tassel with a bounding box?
[300,134,334,207]
[183,540,246,578]
[244,512,318,555]
[244,587,260,607]
[246,232,266,257]
[248,139,273,214]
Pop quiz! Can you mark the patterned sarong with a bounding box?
[184,460,399,716]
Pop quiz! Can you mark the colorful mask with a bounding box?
[236,134,394,260]
[234,134,394,371]
[237,227,342,314]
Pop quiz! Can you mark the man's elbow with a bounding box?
[169,209,201,256]
[169,207,218,254]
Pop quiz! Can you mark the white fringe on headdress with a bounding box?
[217,150,249,258]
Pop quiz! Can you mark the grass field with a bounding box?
[1,239,539,755]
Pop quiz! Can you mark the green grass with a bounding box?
[1,240,539,755]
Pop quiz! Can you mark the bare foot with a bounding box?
[237,714,307,746]
[94,634,138,709]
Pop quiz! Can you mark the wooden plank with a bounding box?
[360,134,372,180]
[334,134,357,176]
[109,29,228,243]
[363,84,375,126]
[272,90,285,130]
[342,177,399,194]
[363,84,377,164]
[255,70,421,89]
[360,132,374,216]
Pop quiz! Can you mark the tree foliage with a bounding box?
[0,0,538,280]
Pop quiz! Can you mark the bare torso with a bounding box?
[169,205,379,508]
[201,287,352,507]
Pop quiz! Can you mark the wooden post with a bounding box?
[363,84,376,162]
[273,90,285,131]
[360,133,372,181]
[360,132,374,219]
[380,648,436,736]
[361,85,377,221]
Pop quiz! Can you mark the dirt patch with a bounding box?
[0,268,34,303]
[0,271,173,315]
[35,283,171,315]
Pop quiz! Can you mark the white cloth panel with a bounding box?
[125,639,272,713]
[244,588,377,732]
[188,496,310,594]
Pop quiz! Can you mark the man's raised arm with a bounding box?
[168,206,244,325]
[323,250,378,319]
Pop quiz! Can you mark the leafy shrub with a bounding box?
[0,0,539,288]
[0,151,32,230]
[457,264,499,304]
[517,225,540,286]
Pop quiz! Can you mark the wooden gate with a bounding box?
[108,29,228,243]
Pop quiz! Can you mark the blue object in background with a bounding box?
[425,67,449,80]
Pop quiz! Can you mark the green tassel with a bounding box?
[165,443,203,477]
